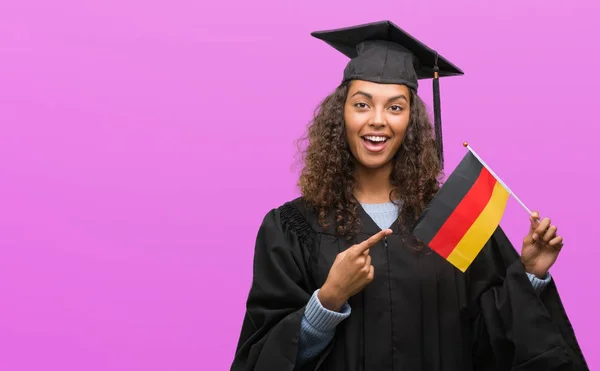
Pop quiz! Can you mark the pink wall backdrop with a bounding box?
[1,0,599,370]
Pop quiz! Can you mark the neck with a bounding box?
[353,161,395,204]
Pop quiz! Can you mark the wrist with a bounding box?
[318,284,346,312]
[527,270,548,279]
[522,261,548,279]
[533,271,549,279]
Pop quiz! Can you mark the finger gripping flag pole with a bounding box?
[462,142,533,216]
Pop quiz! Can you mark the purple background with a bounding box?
[1,0,598,370]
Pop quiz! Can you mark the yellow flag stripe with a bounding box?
[446,181,510,272]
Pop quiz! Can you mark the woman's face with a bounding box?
[344,80,411,170]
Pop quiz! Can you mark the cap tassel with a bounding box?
[432,53,443,169]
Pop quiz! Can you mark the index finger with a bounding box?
[355,229,392,254]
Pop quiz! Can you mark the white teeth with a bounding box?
[364,136,387,142]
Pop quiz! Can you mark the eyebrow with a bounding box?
[351,90,408,103]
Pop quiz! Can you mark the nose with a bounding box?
[368,108,386,128]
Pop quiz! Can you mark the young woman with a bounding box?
[230,20,588,371]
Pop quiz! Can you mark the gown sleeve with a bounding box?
[230,205,323,371]
[467,226,589,371]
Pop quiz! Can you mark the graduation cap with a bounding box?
[311,20,464,169]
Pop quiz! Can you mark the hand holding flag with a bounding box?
[521,211,564,278]
[412,142,564,274]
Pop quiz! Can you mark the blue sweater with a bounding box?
[297,202,552,364]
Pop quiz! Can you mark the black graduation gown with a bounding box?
[230,197,588,371]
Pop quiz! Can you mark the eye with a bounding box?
[389,105,404,112]
[354,102,369,109]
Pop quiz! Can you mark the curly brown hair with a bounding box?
[297,80,443,238]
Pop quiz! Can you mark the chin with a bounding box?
[357,157,393,170]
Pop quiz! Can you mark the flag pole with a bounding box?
[462,142,533,216]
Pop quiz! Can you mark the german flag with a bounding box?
[413,151,510,272]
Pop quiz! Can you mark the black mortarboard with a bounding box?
[311,20,464,168]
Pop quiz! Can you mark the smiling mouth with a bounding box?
[361,135,390,153]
